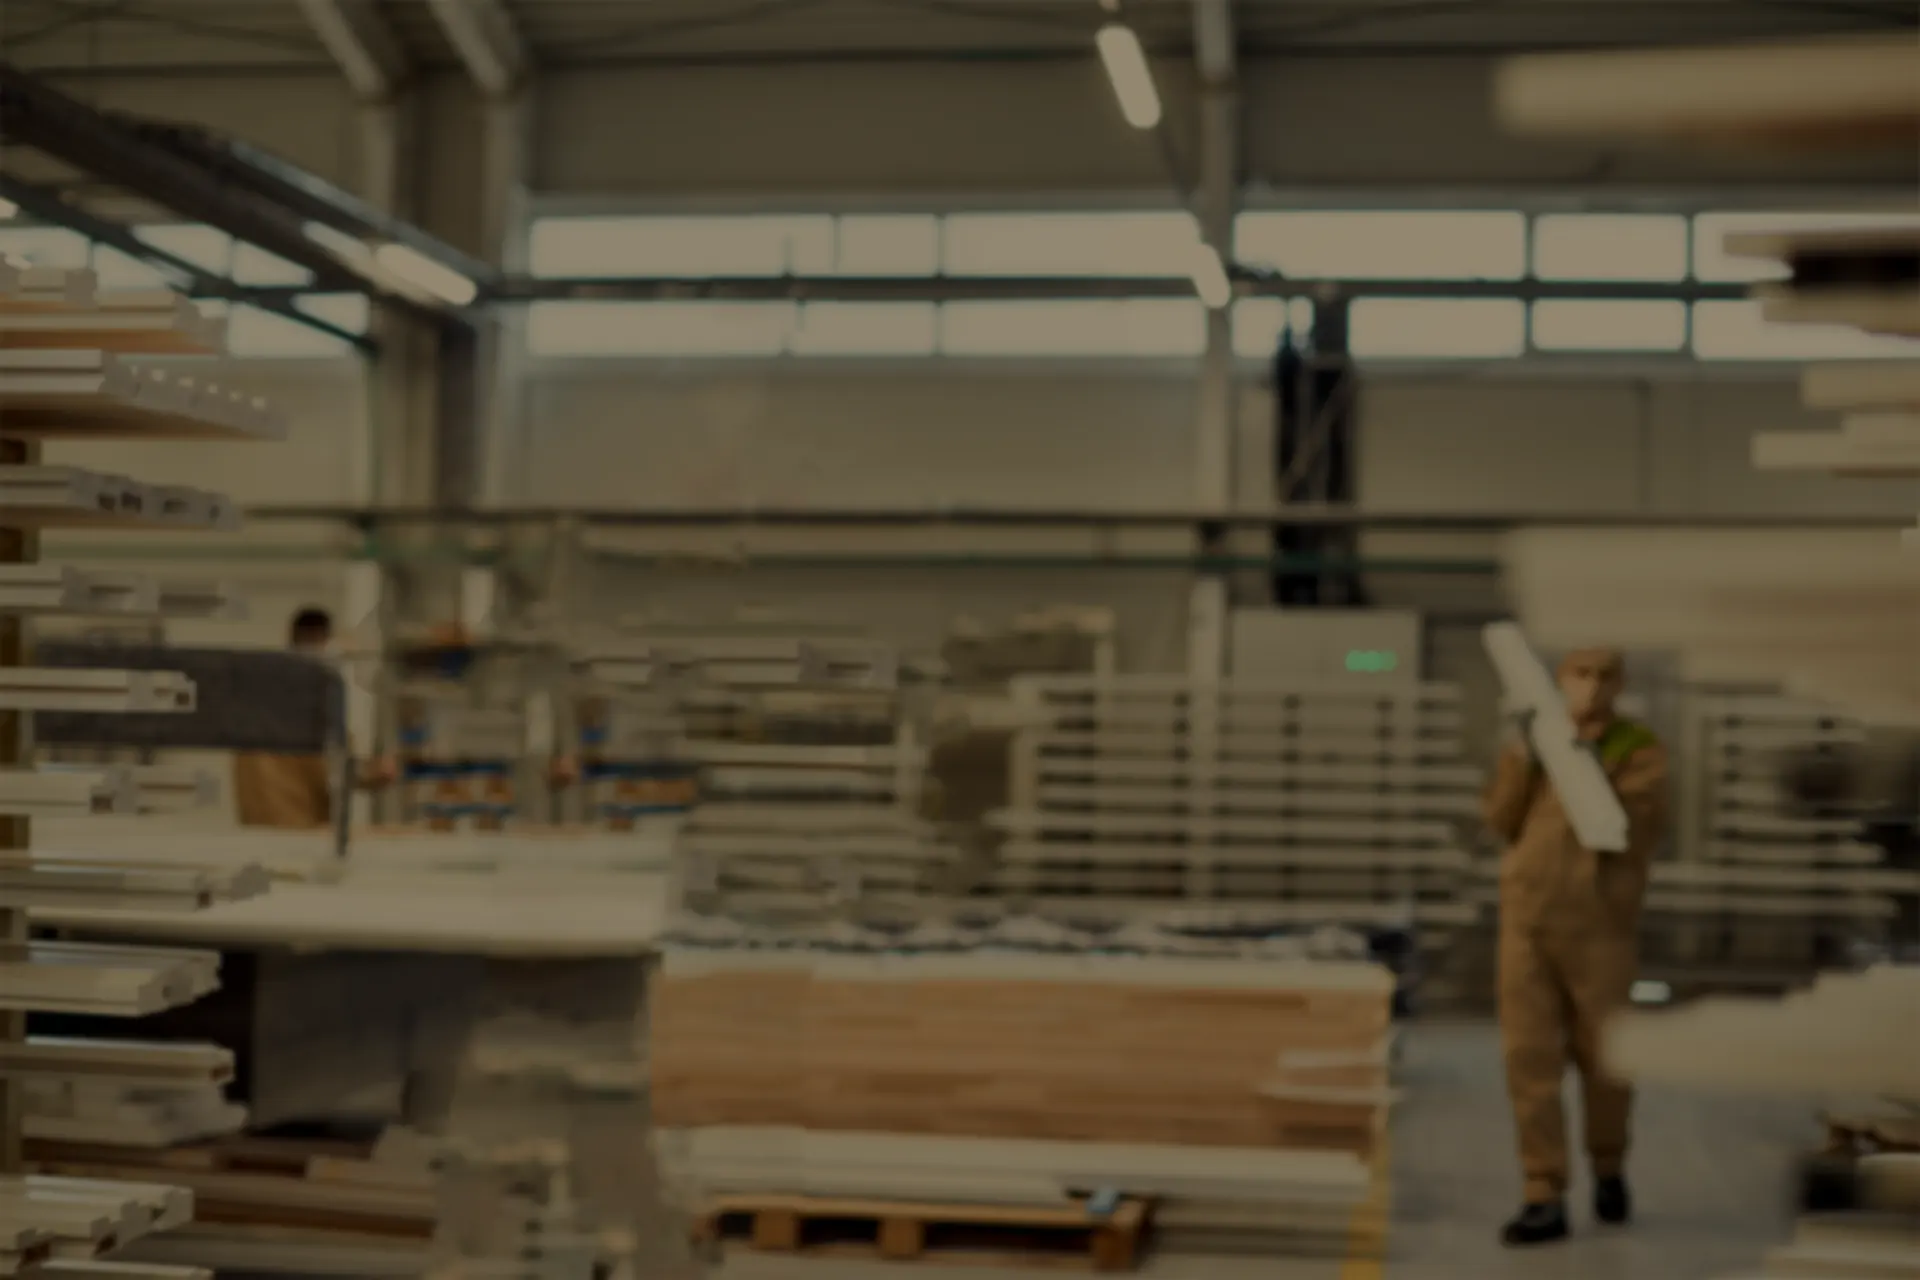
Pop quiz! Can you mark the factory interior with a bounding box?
[0,1,1914,1278]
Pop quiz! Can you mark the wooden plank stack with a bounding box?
[0,265,285,1274]
[604,630,962,922]
[985,674,1480,929]
[650,947,1396,1265]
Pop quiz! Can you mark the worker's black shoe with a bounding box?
[1595,1175,1631,1225]
[1501,1201,1569,1247]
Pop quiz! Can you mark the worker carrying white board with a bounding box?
[1481,646,1669,1248]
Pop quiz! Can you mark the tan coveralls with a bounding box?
[1482,719,1668,1204]
[232,752,333,828]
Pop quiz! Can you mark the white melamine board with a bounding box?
[658,948,1393,991]
[0,362,283,442]
[0,942,220,1017]
[1606,965,1920,1098]
[684,804,926,836]
[995,838,1469,871]
[0,857,268,912]
[1483,622,1630,854]
[35,874,669,956]
[33,1263,210,1280]
[0,566,158,616]
[0,769,138,819]
[0,468,234,532]
[1032,727,1449,763]
[0,1038,230,1088]
[1754,429,1920,475]
[1033,779,1477,818]
[1015,672,1460,703]
[0,670,194,715]
[681,741,923,771]
[990,806,1451,845]
[663,1126,1373,1206]
[1804,362,1920,411]
[1035,754,1481,790]
[1493,33,1920,142]
[1755,285,1920,340]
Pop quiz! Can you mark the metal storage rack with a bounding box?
[0,263,273,1271]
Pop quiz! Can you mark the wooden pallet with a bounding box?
[693,1193,1150,1271]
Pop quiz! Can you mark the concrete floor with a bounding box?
[715,1019,1817,1280]
[1385,1020,1812,1280]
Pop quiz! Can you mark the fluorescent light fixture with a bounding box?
[1095,23,1162,130]
[303,220,480,309]
[373,241,479,307]
[0,199,17,220]
[1188,240,1232,309]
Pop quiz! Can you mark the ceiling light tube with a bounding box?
[373,242,479,308]
[1095,23,1162,130]
[1189,242,1232,309]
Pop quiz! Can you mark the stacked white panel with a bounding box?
[986,674,1481,926]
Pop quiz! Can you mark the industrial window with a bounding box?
[0,226,90,269]
[940,212,1197,277]
[1691,210,1920,282]
[529,215,835,279]
[790,303,938,356]
[527,300,797,357]
[835,215,941,276]
[1349,297,1527,359]
[1531,299,1688,352]
[90,244,177,290]
[1231,297,1315,359]
[1690,299,1920,361]
[1234,211,1526,281]
[134,224,232,274]
[1532,215,1688,281]
[938,300,1206,357]
[221,305,358,358]
[231,241,312,286]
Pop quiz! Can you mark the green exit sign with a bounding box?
[1345,649,1399,674]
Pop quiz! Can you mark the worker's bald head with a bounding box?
[1557,646,1625,734]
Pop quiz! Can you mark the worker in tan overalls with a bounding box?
[1482,647,1669,1247]
[233,608,396,827]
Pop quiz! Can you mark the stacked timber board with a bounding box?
[986,674,1480,928]
[424,958,670,1280]
[0,266,279,1271]
[1658,691,1920,969]
[32,1133,437,1275]
[638,634,962,921]
[650,948,1395,1265]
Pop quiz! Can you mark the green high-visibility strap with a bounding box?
[1597,718,1659,770]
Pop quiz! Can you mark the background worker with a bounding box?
[232,607,396,828]
[1482,647,1669,1247]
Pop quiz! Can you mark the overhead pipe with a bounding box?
[0,60,470,326]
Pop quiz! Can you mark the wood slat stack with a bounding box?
[650,948,1396,1264]
[0,266,283,1274]
[608,630,962,923]
[987,674,1480,930]
[1650,690,1920,978]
